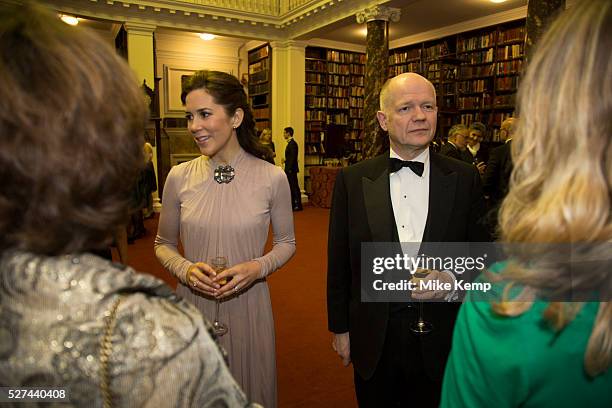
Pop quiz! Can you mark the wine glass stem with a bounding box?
[418,301,424,322]
[215,299,220,324]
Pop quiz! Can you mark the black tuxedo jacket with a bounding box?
[439,142,472,164]
[284,138,299,173]
[470,143,490,165]
[327,151,488,380]
[483,141,512,205]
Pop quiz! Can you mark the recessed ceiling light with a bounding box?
[199,33,216,40]
[59,14,79,26]
[490,0,508,3]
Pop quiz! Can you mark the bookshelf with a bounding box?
[248,44,271,132]
[388,19,526,142]
[304,46,365,193]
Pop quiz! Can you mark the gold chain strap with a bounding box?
[99,295,123,408]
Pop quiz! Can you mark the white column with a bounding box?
[124,22,161,212]
[270,40,306,198]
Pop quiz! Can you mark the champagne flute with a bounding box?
[209,256,229,336]
[410,269,434,334]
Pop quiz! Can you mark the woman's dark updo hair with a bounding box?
[181,70,272,162]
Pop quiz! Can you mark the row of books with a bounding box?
[306,60,326,72]
[248,46,268,64]
[458,79,493,93]
[249,82,269,95]
[250,70,268,84]
[458,32,495,52]
[253,107,270,119]
[349,97,364,108]
[306,84,325,96]
[349,108,363,118]
[328,75,351,86]
[495,60,523,75]
[496,44,524,60]
[498,26,525,44]
[327,50,366,64]
[306,96,326,108]
[327,87,350,97]
[461,49,494,64]
[327,97,350,109]
[351,87,364,97]
[496,76,519,91]
[389,48,421,64]
[248,58,268,74]
[305,122,324,131]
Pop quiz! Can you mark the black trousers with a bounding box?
[354,311,442,408]
[286,171,302,209]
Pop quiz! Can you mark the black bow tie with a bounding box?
[389,158,424,176]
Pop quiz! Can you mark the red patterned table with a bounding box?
[309,166,342,208]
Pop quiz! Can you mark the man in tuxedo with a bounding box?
[439,123,472,164]
[483,117,516,237]
[327,73,488,407]
[283,126,302,211]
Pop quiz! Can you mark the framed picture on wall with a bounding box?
[163,65,235,116]
[164,66,195,115]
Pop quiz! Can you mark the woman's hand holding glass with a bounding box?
[187,262,222,296]
[213,260,262,299]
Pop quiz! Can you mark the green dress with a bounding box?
[440,264,612,408]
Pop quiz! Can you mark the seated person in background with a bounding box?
[467,121,489,174]
[0,3,253,406]
[441,1,612,406]
[440,123,473,164]
[482,117,516,238]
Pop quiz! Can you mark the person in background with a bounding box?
[143,142,157,219]
[441,1,612,406]
[482,117,516,238]
[440,123,472,164]
[283,126,303,211]
[0,3,252,406]
[259,127,276,164]
[467,121,488,175]
[155,70,296,408]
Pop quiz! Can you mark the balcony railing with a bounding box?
[171,0,318,16]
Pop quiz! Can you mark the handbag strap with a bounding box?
[99,295,123,408]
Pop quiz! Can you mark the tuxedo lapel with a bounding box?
[423,154,456,242]
[362,156,397,243]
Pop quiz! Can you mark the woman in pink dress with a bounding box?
[155,70,296,408]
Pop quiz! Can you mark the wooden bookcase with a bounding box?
[388,19,525,142]
[248,44,271,132]
[304,46,365,193]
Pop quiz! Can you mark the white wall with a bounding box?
[155,30,247,118]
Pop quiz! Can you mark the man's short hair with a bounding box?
[448,124,468,139]
[469,122,486,134]
[284,127,294,136]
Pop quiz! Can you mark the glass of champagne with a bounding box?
[209,256,229,336]
[410,269,434,334]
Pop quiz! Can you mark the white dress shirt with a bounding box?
[390,147,457,298]
[389,147,430,244]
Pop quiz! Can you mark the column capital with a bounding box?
[123,22,156,35]
[270,40,307,50]
[356,6,401,24]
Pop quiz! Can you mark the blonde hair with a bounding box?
[496,0,612,377]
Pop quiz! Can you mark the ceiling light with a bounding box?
[199,33,215,40]
[59,14,79,26]
[490,0,508,3]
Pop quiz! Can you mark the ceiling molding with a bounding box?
[389,5,528,49]
[305,38,365,53]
